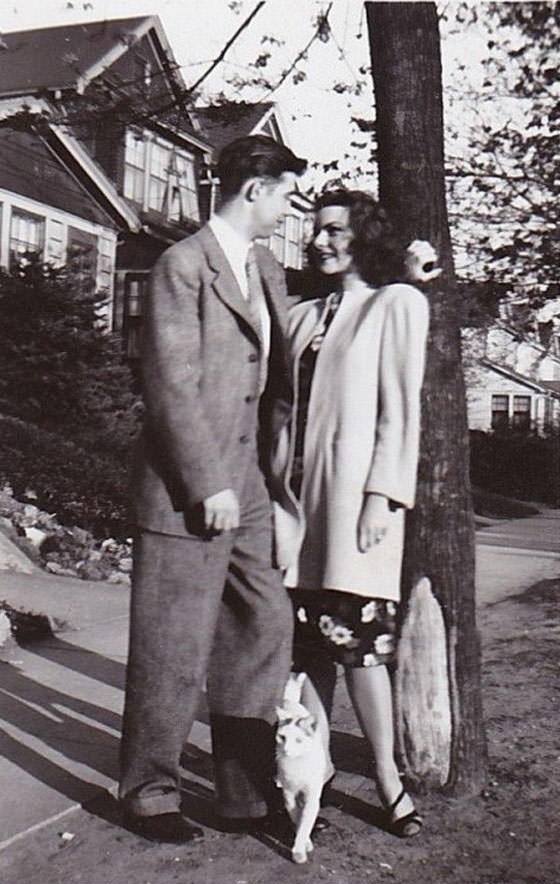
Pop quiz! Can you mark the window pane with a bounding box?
[148,142,170,212]
[513,396,530,413]
[124,166,144,203]
[169,150,199,222]
[512,395,531,430]
[125,130,146,167]
[491,394,509,431]
[148,176,167,212]
[124,130,146,203]
[67,227,98,294]
[9,209,45,264]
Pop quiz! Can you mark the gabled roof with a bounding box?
[194,102,281,153]
[0,17,207,145]
[539,380,560,396]
[0,17,153,95]
[481,359,560,399]
[0,95,141,232]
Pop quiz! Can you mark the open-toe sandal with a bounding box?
[386,787,423,838]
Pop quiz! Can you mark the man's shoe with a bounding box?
[125,811,204,843]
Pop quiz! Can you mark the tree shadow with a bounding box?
[0,664,121,783]
[19,635,126,691]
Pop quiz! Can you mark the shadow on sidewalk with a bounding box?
[0,664,121,784]
[20,636,126,691]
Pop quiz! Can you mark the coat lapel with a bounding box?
[197,225,256,335]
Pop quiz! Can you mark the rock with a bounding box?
[70,526,92,546]
[46,561,63,574]
[77,561,106,581]
[108,571,131,586]
[41,535,64,555]
[22,503,40,521]
[23,526,48,548]
[57,567,79,578]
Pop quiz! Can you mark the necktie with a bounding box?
[245,248,268,393]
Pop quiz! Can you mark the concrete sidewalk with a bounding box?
[1,510,559,851]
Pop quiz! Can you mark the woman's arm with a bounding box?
[363,284,430,509]
[357,492,391,553]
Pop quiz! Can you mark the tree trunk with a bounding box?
[366,1,487,796]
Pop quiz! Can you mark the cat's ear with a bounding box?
[299,713,317,735]
[294,671,306,689]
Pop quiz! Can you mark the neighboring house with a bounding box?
[463,301,560,435]
[0,18,312,356]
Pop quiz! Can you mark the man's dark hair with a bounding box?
[313,189,405,287]
[217,135,307,201]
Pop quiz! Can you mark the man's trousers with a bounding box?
[119,466,293,819]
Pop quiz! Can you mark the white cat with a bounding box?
[275,672,329,864]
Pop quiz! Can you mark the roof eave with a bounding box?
[480,359,560,397]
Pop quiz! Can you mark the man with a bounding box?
[119,135,307,843]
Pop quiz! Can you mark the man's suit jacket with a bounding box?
[132,224,292,538]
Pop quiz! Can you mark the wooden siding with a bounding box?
[0,128,114,227]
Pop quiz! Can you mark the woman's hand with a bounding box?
[357,493,390,553]
[403,240,442,283]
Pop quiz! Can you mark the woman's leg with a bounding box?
[344,664,419,827]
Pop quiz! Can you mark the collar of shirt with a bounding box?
[208,214,252,300]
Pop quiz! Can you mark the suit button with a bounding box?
[245,394,256,403]
[248,353,258,363]
[239,434,249,444]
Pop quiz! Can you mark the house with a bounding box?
[0,17,312,355]
[463,300,560,436]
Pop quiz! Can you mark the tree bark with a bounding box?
[366,1,487,796]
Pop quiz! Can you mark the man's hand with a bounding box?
[357,493,390,553]
[202,489,240,533]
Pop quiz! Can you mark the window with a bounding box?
[285,213,303,269]
[124,129,200,222]
[135,53,152,90]
[169,150,199,222]
[491,395,509,431]
[148,140,170,213]
[512,395,531,431]
[9,209,45,265]
[491,393,533,432]
[267,215,286,266]
[124,130,146,204]
[67,227,98,294]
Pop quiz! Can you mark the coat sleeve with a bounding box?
[141,243,231,508]
[363,284,429,508]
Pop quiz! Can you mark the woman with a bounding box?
[272,189,431,837]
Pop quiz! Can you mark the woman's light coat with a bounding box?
[272,281,429,601]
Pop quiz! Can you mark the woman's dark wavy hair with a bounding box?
[312,189,404,287]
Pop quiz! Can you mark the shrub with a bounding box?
[0,258,141,457]
[470,429,560,506]
[0,415,130,538]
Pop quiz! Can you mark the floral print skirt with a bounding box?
[289,587,399,668]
